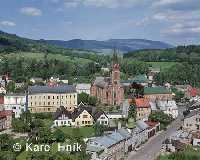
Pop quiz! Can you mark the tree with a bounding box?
[6,81,15,93]
[53,129,66,142]
[149,111,173,129]
[93,123,104,136]
[128,104,137,121]
[78,92,89,104]
[88,96,97,106]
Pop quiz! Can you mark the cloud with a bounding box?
[152,0,200,11]
[59,0,149,9]
[20,7,42,16]
[0,21,16,27]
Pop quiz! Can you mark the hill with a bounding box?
[124,45,200,62]
[44,38,173,53]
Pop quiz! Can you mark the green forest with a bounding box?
[0,30,200,87]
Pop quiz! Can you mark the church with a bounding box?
[90,53,124,106]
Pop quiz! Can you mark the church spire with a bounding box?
[112,48,119,65]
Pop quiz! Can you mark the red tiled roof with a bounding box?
[0,110,12,117]
[135,98,150,108]
[188,87,200,97]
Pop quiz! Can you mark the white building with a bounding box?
[76,83,91,95]
[0,86,6,94]
[3,94,26,118]
[93,111,109,126]
[157,100,178,119]
[53,106,72,127]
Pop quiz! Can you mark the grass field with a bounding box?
[147,62,178,70]
[59,126,95,138]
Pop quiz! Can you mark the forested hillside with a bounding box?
[0,30,200,87]
[124,45,200,62]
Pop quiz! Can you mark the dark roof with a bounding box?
[53,106,72,120]
[93,77,111,88]
[28,85,76,94]
[185,109,200,119]
[93,110,108,121]
[72,106,94,121]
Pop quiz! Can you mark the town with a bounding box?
[1,1,200,160]
[0,50,200,160]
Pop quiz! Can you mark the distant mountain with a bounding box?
[45,38,173,53]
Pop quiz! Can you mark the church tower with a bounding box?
[112,49,120,84]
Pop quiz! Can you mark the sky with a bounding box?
[0,0,200,45]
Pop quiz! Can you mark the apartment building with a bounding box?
[28,85,77,113]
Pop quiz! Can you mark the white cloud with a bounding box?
[60,0,149,9]
[153,0,182,7]
[0,21,16,27]
[20,7,42,16]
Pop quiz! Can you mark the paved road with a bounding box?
[128,106,185,160]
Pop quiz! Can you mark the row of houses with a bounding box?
[53,104,109,127]
[86,120,160,160]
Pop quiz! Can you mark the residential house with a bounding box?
[76,83,91,95]
[0,86,6,94]
[145,121,160,138]
[72,107,94,127]
[133,120,149,147]
[0,110,12,131]
[183,110,200,132]
[4,93,26,118]
[156,100,178,118]
[144,87,172,101]
[53,106,72,127]
[191,131,200,146]
[86,128,132,160]
[91,54,124,106]
[135,98,151,121]
[93,110,109,126]
[185,86,200,99]
[28,85,77,113]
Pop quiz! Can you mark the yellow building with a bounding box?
[72,107,94,127]
[28,85,77,113]
[135,98,151,120]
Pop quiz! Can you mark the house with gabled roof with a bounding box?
[86,128,132,160]
[72,106,94,127]
[93,110,109,126]
[53,106,72,127]
[134,98,151,120]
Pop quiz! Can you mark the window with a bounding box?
[48,96,50,99]
[82,121,84,124]
[74,95,76,98]
[62,96,63,99]
[53,96,54,99]
[48,102,50,105]
[57,96,59,99]
[83,115,88,118]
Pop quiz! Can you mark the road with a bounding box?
[127,106,185,160]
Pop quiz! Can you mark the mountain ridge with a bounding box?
[44,38,173,53]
